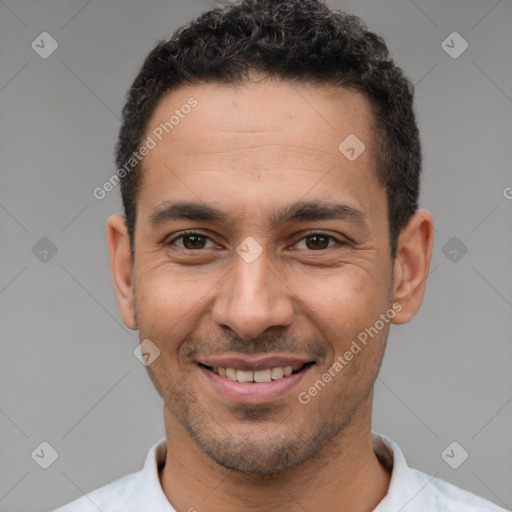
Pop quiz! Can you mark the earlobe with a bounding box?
[391,209,435,325]
[106,214,137,330]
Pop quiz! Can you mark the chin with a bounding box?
[203,443,308,475]
[190,425,333,475]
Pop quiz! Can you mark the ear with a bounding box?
[391,209,435,324]
[107,214,137,330]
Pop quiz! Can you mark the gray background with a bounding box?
[1,0,511,511]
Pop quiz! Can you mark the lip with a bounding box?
[198,360,314,404]
[197,353,313,372]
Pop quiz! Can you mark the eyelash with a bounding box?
[166,230,346,251]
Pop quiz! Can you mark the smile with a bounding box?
[201,363,314,383]
[197,359,316,403]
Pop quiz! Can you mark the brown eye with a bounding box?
[168,232,214,250]
[305,234,331,250]
[294,232,342,251]
[182,234,207,249]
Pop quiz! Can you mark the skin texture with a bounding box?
[107,79,435,512]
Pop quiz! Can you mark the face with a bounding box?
[119,80,399,474]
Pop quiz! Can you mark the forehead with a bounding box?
[137,79,384,228]
[145,80,375,162]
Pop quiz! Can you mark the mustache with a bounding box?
[179,331,328,360]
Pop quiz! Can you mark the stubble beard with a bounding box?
[144,346,383,475]
[133,282,391,475]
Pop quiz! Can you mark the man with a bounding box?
[53,0,506,510]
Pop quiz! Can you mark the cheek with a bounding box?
[137,261,213,312]
[133,267,212,350]
[289,264,388,334]
[134,248,390,349]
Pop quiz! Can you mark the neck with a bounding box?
[159,394,391,512]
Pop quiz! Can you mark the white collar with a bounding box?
[129,431,504,512]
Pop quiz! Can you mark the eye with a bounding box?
[293,232,345,251]
[166,231,346,252]
[167,231,216,250]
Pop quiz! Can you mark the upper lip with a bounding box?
[197,354,314,371]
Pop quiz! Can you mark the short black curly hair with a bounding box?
[115,0,421,260]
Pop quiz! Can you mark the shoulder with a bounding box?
[372,432,508,512]
[51,471,140,512]
[50,437,168,512]
[407,466,508,512]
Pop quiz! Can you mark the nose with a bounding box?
[211,243,294,341]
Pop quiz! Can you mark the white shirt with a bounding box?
[52,432,508,512]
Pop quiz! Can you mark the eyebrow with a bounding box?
[148,200,368,228]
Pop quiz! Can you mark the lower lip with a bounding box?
[198,365,313,404]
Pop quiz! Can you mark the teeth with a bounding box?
[237,370,253,383]
[212,364,305,383]
[271,367,284,379]
[254,369,272,383]
[225,368,237,380]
